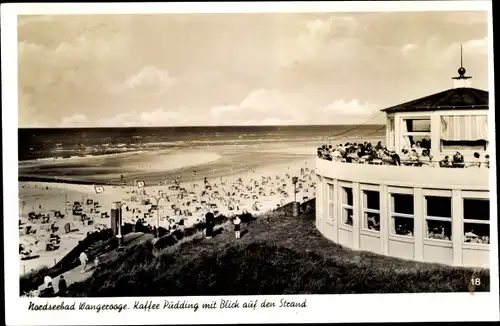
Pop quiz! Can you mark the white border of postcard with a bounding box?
[2,1,499,325]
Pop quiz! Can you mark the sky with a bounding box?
[17,11,489,128]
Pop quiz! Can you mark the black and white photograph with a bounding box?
[2,1,499,325]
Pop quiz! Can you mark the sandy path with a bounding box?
[39,232,154,295]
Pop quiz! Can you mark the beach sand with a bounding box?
[18,143,318,275]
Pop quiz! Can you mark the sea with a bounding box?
[18,125,385,185]
[18,125,385,161]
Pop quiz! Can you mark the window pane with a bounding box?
[364,212,380,231]
[441,140,488,152]
[426,196,452,218]
[328,184,334,201]
[464,199,489,221]
[392,216,414,237]
[464,223,490,244]
[328,203,334,220]
[389,118,395,147]
[364,190,380,210]
[342,187,353,206]
[441,115,488,142]
[402,135,431,149]
[343,208,353,226]
[426,219,452,241]
[404,119,431,132]
[391,193,414,215]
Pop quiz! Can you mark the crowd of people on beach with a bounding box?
[317,141,490,168]
[20,162,316,292]
[121,167,316,232]
[22,163,317,297]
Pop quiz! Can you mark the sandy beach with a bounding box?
[18,142,318,275]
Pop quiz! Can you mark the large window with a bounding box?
[327,183,335,222]
[441,115,488,152]
[341,187,353,226]
[363,190,380,232]
[425,196,452,241]
[401,118,431,150]
[463,198,489,244]
[388,118,395,149]
[390,192,414,237]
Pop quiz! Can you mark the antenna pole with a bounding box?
[460,44,463,67]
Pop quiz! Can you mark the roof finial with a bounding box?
[452,44,471,80]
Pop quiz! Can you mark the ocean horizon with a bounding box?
[18,124,385,161]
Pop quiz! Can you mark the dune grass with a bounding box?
[66,200,490,296]
[20,266,50,296]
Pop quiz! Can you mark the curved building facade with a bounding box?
[315,159,490,267]
[315,66,491,268]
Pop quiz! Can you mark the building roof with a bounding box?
[381,87,488,113]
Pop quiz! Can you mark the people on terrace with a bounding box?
[317,141,489,168]
[467,152,481,168]
[452,151,465,168]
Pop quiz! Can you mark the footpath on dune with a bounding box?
[61,200,490,296]
[39,232,154,294]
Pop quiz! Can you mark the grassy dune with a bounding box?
[65,201,490,296]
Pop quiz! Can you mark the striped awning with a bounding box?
[440,115,488,141]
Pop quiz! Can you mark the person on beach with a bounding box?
[58,275,67,296]
[79,251,88,273]
[43,275,53,288]
[40,282,55,298]
[205,212,214,239]
[233,216,241,239]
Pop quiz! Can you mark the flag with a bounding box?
[94,185,105,194]
[137,180,146,188]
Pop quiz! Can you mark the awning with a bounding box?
[440,115,488,141]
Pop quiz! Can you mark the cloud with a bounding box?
[138,108,186,126]
[209,89,303,126]
[96,108,190,127]
[401,43,418,55]
[463,37,488,56]
[277,15,361,67]
[18,16,129,127]
[243,118,298,126]
[303,15,358,37]
[121,66,176,95]
[319,99,379,124]
[60,114,88,127]
[57,90,380,127]
[210,89,378,126]
[442,37,488,62]
[444,12,488,26]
